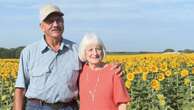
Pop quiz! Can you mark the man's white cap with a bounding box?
[40,4,64,22]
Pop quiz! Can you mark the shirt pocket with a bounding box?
[30,70,49,90]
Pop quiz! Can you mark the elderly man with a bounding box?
[14,4,81,110]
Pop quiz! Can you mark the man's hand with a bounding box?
[110,62,123,76]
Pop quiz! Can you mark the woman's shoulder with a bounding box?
[81,63,89,71]
[102,64,116,76]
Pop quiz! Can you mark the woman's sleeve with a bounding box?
[113,74,130,105]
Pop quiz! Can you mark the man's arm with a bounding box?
[14,48,30,110]
[13,88,25,110]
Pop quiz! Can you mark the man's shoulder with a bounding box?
[62,38,78,49]
[22,40,42,53]
[62,38,77,45]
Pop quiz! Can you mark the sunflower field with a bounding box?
[0,53,194,110]
[105,53,194,110]
[0,59,18,110]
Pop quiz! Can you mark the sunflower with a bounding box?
[170,61,179,69]
[180,69,189,78]
[164,70,172,77]
[142,66,149,74]
[157,73,165,81]
[151,79,160,91]
[159,63,168,72]
[127,72,135,81]
[150,64,158,73]
[134,66,142,74]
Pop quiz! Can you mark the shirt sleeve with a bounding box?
[113,74,130,105]
[15,48,30,89]
[72,44,82,70]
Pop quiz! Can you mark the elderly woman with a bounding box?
[78,33,130,110]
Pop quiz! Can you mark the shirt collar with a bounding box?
[40,36,71,53]
[40,38,48,53]
[61,38,71,49]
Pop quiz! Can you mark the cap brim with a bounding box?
[41,11,64,22]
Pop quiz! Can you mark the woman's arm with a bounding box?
[113,74,130,110]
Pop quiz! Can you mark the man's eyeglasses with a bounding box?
[44,16,63,24]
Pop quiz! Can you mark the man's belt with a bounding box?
[28,98,76,107]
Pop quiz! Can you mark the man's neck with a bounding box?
[44,36,62,52]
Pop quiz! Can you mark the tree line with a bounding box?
[0,47,193,58]
[0,46,24,58]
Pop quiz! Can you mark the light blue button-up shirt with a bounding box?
[15,38,82,103]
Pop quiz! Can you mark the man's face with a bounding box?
[40,13,64,39]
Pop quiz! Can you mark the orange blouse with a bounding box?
[79,64,130,110]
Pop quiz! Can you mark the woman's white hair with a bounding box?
[79,33,106,62]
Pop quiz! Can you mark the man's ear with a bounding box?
[40,23,45,32]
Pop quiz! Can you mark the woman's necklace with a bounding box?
[86,71,100,103]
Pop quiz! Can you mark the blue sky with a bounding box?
[0,0,194,52]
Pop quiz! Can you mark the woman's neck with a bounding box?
[88,62,105,71]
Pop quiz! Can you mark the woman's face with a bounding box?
[85,44,103,65]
